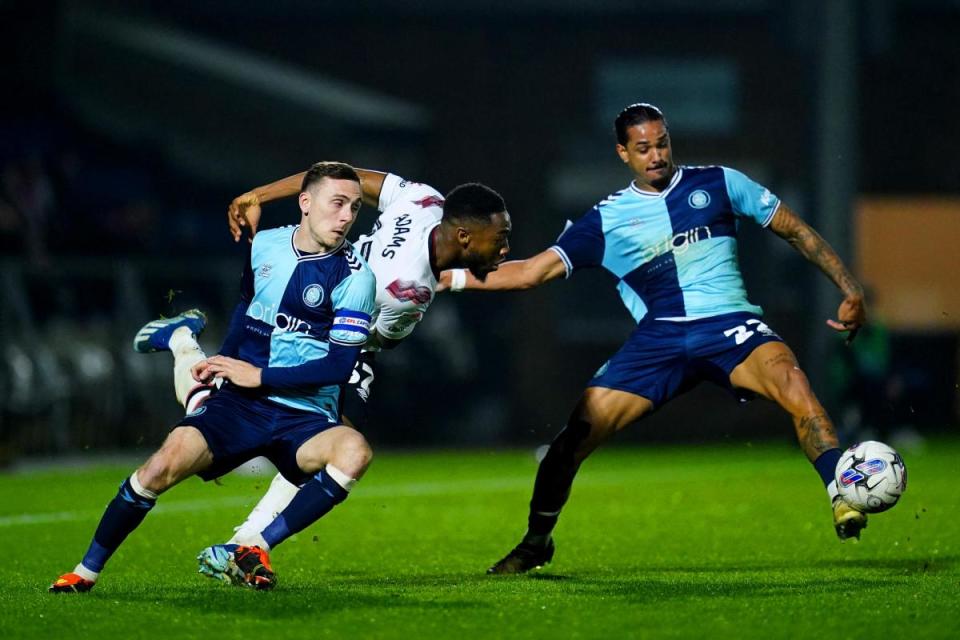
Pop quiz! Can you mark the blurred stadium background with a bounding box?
[2,0,958,463]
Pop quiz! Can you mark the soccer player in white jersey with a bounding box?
[440,103,868,574]
[131,167,511,583]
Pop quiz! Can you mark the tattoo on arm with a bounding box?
[797,414,838,456]
[769,205,863,299]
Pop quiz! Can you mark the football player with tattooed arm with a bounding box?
[440,103,867,574]
[128,165,511,586]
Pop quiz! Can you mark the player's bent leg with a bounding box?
[50,426,214,593]
[171,335,215,412]
[729,341,866,540]
[489,387,654,575]
[263,427,369,548]
[729,342,839,460]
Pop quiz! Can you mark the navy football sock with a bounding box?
[524,419,591,544]
[81,476,157,573]
[814,448,843,499]
[261,468,349,549]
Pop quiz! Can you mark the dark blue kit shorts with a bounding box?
[589,311,784,407]
[178,384,339,485]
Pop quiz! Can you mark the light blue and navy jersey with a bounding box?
[228,225,376,420]
[552,166,780,322]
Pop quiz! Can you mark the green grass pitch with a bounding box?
[1,440,958,639]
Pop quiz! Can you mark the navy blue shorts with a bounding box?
[178,384,339,485]
[589,311,784,408]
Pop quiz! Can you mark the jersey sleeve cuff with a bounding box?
[761,199,782,228]
[549,245,573,279]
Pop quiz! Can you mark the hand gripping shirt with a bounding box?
[230,225,376,420]
[352,173,444,348]
[552,166,780,322]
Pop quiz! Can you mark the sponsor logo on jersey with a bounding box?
[386,279,433,304]
[248,301,312,333]
[641,226,713,263]
[688,190,711,209]
[760,188,774,207]
[414,195,444,208]
[302,284,325,307]
[257,264,273,279]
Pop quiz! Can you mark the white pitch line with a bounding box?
[0,472,643,529]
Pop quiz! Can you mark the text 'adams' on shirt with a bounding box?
[235,225,376,420]
[351,173,444,348]
[551,166,781,323]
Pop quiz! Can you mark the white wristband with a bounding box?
[450,269,467,293]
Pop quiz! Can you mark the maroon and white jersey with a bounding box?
[353,173,443,348]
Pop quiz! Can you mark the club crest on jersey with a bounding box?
[302,284,325,307]
[257,264,273,279]
[688,190,711,209]
[386,279,433,304]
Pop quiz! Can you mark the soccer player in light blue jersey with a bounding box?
[443,103,868,574]
[127,166,512,589]
[49,162,377,592]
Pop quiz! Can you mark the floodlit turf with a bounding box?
[1,440,958,639]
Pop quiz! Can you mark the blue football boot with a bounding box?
[132,309,206,353]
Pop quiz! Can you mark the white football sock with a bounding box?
[325,464,357,491]
[171,328,207,408]
[73,563,99,582]
[228,473,300,547]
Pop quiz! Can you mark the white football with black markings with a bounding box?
[835,440,907,513]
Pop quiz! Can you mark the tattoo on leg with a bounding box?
[797,414,838,456]
[763,353,795,368]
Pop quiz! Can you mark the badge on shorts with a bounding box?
[302,284,325,307]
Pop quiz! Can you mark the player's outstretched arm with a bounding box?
[768,203,866,342]
[439,248,567,292]
[226,168,389,242]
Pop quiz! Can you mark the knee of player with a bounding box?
[137,456,176,493]
[777,365,819,408]
[336,433,373,474]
